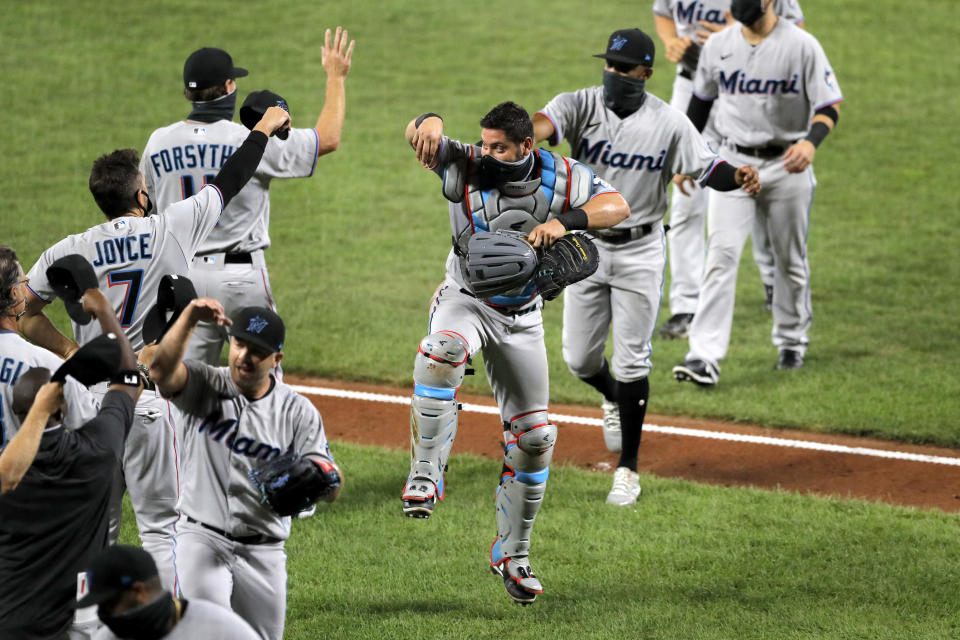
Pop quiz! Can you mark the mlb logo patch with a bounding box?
[193,127,207,136]
[113,220,127,230]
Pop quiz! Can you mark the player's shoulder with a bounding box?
[0,332,60,366]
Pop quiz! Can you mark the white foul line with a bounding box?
[289,384,960,468]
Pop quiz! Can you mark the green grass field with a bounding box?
[115,445,960,639]
[7,1,960,637]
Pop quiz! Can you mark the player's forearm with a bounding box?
[653,14,680,45]
[17,310,77,359]
[582,193,630,229]
[148,311,197,393]
[532,113,556,145]
[0,402,53,493]
[85,293,138,373]
[211,130,269,207]
[314,77,346,155]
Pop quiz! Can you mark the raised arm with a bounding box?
[314,26,355,155]
[211,106,291,207]
[0,380,62,493]
[149,298,232,397]
[18,290,79,359]
[405,113,444,169]
[80,288,143,404]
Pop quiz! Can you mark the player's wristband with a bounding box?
[415,112,442,128]
[556,208,589,231]
[110,370,142,388]
[804,121,831,148]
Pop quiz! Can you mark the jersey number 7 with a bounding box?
[108,269,144,328]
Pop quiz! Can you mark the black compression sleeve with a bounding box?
[686,95,714,132]
[211,130,269,206]
[703,161,740,192]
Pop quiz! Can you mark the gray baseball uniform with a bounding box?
[141,121,320,365]
[0,330,98,444]
[25,184,226,592]
[653,0,804,319]
[92,599,261,640]
[169,359,331,640]
[402,132,618,602]
[685,17,842,369]
[538,88,721,382]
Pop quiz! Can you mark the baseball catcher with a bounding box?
[248,452,342,517]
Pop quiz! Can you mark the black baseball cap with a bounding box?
[142,274,198,345]
[46,254,99,326]
[77,545,158,608]
[51,332,123,387]
[183,47,249,90]
[593,28,656,68]
[229,306,285,353]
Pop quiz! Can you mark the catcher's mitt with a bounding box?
[534,233,600,301]
[247,451,340,517]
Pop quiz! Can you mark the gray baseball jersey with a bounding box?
[92,598,261,640]
[651,0,807,319]
[141,121,319,254]
[684,19,843,371]
[693,19,842,148]
[170,360,331,541]
[539,88,721,226]
[25,185,225,350]
[0,331,98,444]
[653,0,803,42]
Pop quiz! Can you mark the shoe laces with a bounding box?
[612,467,637,493]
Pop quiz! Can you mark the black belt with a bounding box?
[186,516,281,545]
[459,288,538,317]
[223,253,253,264]
[679,67,693,80]
[589,223,659,245]
[734,143,787,159]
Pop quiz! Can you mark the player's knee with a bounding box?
[561,346,597,380]
[504,410,556,473]
[413,331,469,393]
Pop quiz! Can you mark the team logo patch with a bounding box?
[247,316,269,334]
[610,36,628,51]
[824,69,835,89]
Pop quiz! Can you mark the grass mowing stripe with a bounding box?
[290,383,960,466]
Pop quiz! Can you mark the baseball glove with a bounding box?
[247,452,340,517]
[534,233,599,301]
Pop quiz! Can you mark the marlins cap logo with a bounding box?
[247,316,269,334]
[610,36,628,51]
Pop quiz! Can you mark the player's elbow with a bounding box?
[316,130,342,155]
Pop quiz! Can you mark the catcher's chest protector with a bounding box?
[444,149,592,253]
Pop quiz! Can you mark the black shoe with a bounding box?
[776,350,803,370]
[764,285,774,312]
[672,359,719,386]
[659,313,694,339]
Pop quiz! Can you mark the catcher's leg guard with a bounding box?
[491,410,556,604]
[402,331,469,518]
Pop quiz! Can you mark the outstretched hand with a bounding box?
[322,26,355,80]
[186,298,233,327]
[411,116,443,169]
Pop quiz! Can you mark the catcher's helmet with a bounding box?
[463,230,538,298]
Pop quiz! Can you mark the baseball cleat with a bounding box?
[490,556,542,605]
[764,284,774,312]
[776,349,804,370]
[658,313,694,340]
[600,399,622,453]
[401,476,438,518]
[606,467,641,506]
[673,359,719,387]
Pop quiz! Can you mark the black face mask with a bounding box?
[602,70,646,118]
[731,0,766,25]
[479,151,534,190]
[100,592,176,640]
[187,88,238,123]
[141,191,154,216]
